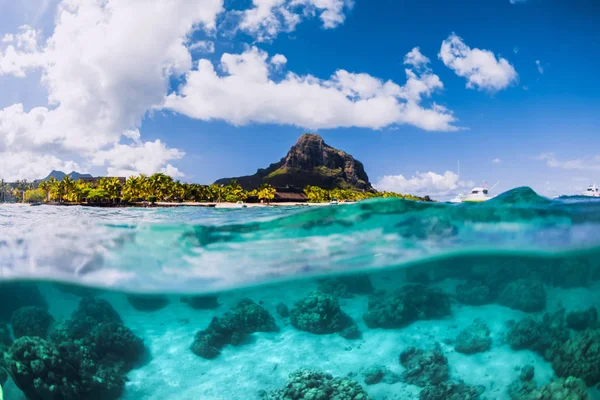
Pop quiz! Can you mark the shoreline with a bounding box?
[1,201,350,208]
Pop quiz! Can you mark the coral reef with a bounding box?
[191,298,278,359]
[180,295,220,310]
[497,279,546,313]
[507,365,537,399]
[290,292,359,338]
[261,369,370,399]
[455,281,494,306]
[10,306,54,338]
[566,307,598,331]
[276,302,290,318]
[317,274,374,298]
[361,366,399,385]
[6,297,145,400]
[0,282,47,322]
[455,318,492,354]
[419,380,483,400]
[363,285,451,329]
[507,365,588,399]
[0,324,11,386]
[534,377,588,399]
[126,294,170,312]
[505,309,569,359]
[399,344,449,387]
[551,329,600,386]
[52,297,123,341]
[4,337,81,399]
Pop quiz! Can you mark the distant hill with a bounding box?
[40,170,93,181]
[216,134,374,191]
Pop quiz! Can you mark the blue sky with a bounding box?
[0,0,599,198]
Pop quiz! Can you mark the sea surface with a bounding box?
[1,187,600,399]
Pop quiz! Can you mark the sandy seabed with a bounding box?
[3,275,600,400]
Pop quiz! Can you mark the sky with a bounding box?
[0,0,599,199]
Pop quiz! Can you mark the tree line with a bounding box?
[1,173,431,204]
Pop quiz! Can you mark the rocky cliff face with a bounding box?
[215,134,374,191]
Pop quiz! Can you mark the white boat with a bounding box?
[457,182,498,203]
[583,183,600,197]
[233,201,248,208]
[330,199,339,205]
[463,186,494,203]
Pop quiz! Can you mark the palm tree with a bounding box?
[99,177,122,202]
[258,183,276,204]
[61,175,75,202]
[38,180,51,202]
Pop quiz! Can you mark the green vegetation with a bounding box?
[1,173,431,205]
[303,185,431,203]
[23,189,45,203]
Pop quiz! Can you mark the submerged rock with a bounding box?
[261,369,370,400]
[191,298,278,359]
[6,297,144,400]
[508,366,588,400]
[276,302,290,318]
[363,285,451,329]
[399,343,449,387]
[566,307,598,331]
[51,297,123,341]
[317,274,374,298]
[455,318,492,354]
[0,324,11,386]
[361,366,399,385]
[498,279,546,313]
[534,377,588,399]
[420,380,484,400]
[455,281,494,306]
[507,365,537,399]
[126,294,170,312]
[180,295,220,310]
[0,282,47,322]
[551,329,600,386]
[290,292,360,338]
[505,309,569,359]
[10,306,54,338]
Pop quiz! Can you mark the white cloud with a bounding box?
[492,158,501,164]
[513,46,519,54]
[536,153,600,171]
[374,170,474,197]
[439,33,518,92]
[189,40,215,54]
[0,25,45,77]
[270,54,287,66]
[92,139,185,178]
[164,46,458,132]
[0,0,224,180]
[0,151,81,182]
[238,0,350,41]
[536,60,544,74]
[404,47,430,69]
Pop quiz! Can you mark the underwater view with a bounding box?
[1,188,600,399]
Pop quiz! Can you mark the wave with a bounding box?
[1,187,600,293]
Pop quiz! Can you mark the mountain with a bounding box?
[40,170,93,181]
[215,134,374,191]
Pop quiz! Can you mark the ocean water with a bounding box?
[1,187,600,399]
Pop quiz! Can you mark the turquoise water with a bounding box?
[1,187,600,399]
